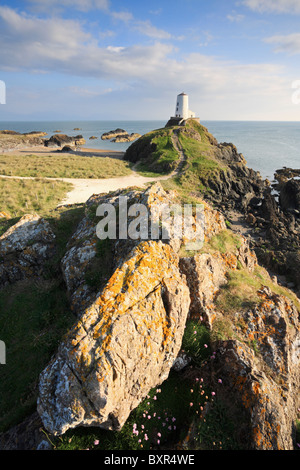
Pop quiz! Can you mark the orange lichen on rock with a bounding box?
[38,239,190,436]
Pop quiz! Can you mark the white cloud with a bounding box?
[110,10,133,22]
[133,20,172,40]
[110,10,172,40]
[0,6,295,120]
[69,86,112,96]
[0,6,174,80]
[227,12,245,22]
[243,0,300,14]
[265,33,300,55]
[27,0,110,12]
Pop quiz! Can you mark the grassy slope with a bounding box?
[0,163,87,431]
[132,127,180,176]
[0,153,132,179]
[0,201,85,431]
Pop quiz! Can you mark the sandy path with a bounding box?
[0,172,171,205]
[0,133,185,206]
[59,172,173,205]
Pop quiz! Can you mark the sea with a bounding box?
[0,120,299,182]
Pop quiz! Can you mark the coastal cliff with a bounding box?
[0,122,299,450]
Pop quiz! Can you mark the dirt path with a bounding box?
[58,171,174,205]
[0,132,187,206]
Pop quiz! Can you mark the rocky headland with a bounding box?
[0,120,299,450]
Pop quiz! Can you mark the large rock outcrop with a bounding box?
[37,181,227,436]
[37,240,190,435]
[179,235,257,328]
[0,214,56,287]
[203,287,300,450]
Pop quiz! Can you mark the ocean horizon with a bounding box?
[0,119,299,182]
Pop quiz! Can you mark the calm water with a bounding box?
[0,120,299,181]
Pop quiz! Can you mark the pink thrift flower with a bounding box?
[94,440,99,445]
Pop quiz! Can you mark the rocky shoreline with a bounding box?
[0,122,299,450]
[0,127,141,152]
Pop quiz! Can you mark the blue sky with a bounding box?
[0,0,300,121]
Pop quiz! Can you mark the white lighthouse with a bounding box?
[166,92,199,127]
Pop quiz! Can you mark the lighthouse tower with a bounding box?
[166,92,199,127]
[175,92,189,119]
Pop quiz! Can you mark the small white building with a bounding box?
[166,92,199,127]
[175,92,195,120]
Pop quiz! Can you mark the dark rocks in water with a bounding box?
[101,129,128,140]
[44,134,85,147]
[111,133,141,143]
[0,130,21,135]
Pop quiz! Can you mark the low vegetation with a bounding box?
[0,153,132,179]
[0,172,85,432]
[0,178,73,236]
[129,127,180,176]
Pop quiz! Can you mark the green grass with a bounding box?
[193,399,241,450]
[0,175,86,432]
[181,320,211,366]
[0,204,84,432]
[205,229,242,254]
[133,128,179,176]
[0,279,75,431]
[0,153,132,179]
[0,177,72,224]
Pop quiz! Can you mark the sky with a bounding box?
[0,0,300,121]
